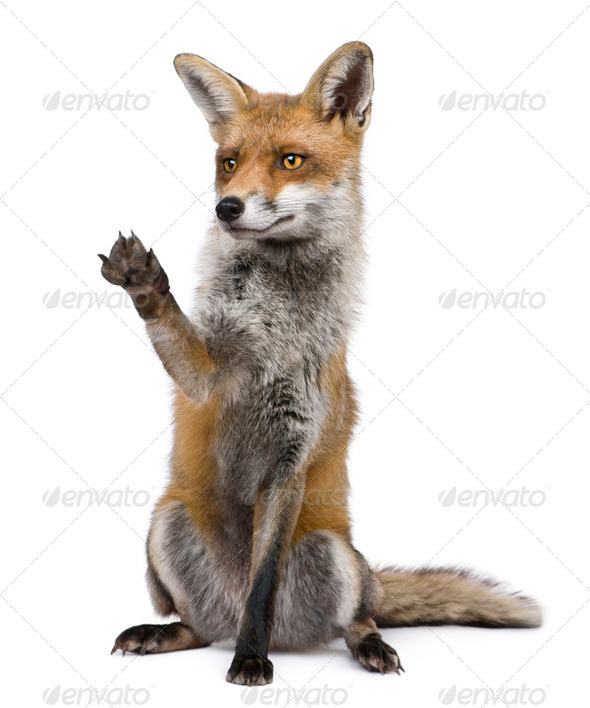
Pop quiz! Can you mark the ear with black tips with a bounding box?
[173,53,256,138]
[301,42,374,130]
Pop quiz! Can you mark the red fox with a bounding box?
[100,42,541,686]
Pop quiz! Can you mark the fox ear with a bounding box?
[301,42,374,130]
[174,54,255,137]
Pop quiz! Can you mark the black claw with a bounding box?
[98,253,108,263]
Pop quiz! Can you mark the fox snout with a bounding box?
[213,191,297,240]
[215,196,244,224]
[214,185,353,242]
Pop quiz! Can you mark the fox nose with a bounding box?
[215,196,244,223]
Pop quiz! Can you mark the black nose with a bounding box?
[215,197,244,223]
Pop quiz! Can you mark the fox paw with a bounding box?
[226,655,274,686]
[99,232,169,319]
[111,624,167,656]
[354,633,404,675]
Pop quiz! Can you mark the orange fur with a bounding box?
[156,391,223,540]
[293,349,358,544]
[214,95,364,202]
[158,349,357,547]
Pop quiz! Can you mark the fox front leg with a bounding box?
[226,479,305,686]
[99,232,214,401]
[99,232,170,320]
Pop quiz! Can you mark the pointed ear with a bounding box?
[301,42,374,130]
[173,53,256,137]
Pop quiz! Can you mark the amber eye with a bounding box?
[282,154,304,170]
[223,158,237,173]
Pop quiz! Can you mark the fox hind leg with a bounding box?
[272,530,403,675]
[111,622,209,655]
[345,619,403,675]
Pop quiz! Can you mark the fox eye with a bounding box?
[282,154,305,170]
[223,158,237,173]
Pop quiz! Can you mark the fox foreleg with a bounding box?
[99,232,215,401]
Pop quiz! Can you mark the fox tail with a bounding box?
[373,566,541,628]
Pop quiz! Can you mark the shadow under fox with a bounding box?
[100,41,541,686]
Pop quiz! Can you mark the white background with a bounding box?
[1,1,589,706]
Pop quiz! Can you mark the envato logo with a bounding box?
[43,289,134,310]
[439,486,547,508]
[438,684,546,705]
[241,685,348,705]
[438,289,546,310]
[42,90,150,111]
[439,90,546,111]
[42,684,150,705]
[260,488,347,508]
[42,486,150,508]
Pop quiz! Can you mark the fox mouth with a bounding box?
[220,214,294,238]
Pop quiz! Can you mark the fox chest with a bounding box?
[192,263,349,493]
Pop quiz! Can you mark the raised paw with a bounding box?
[226,654,274,686]
[98,232,169,319]
[354,633,404,675]
[111,624,167,656]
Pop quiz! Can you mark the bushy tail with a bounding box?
[373,567,541,628]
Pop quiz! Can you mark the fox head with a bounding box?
[174,42,374,242]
